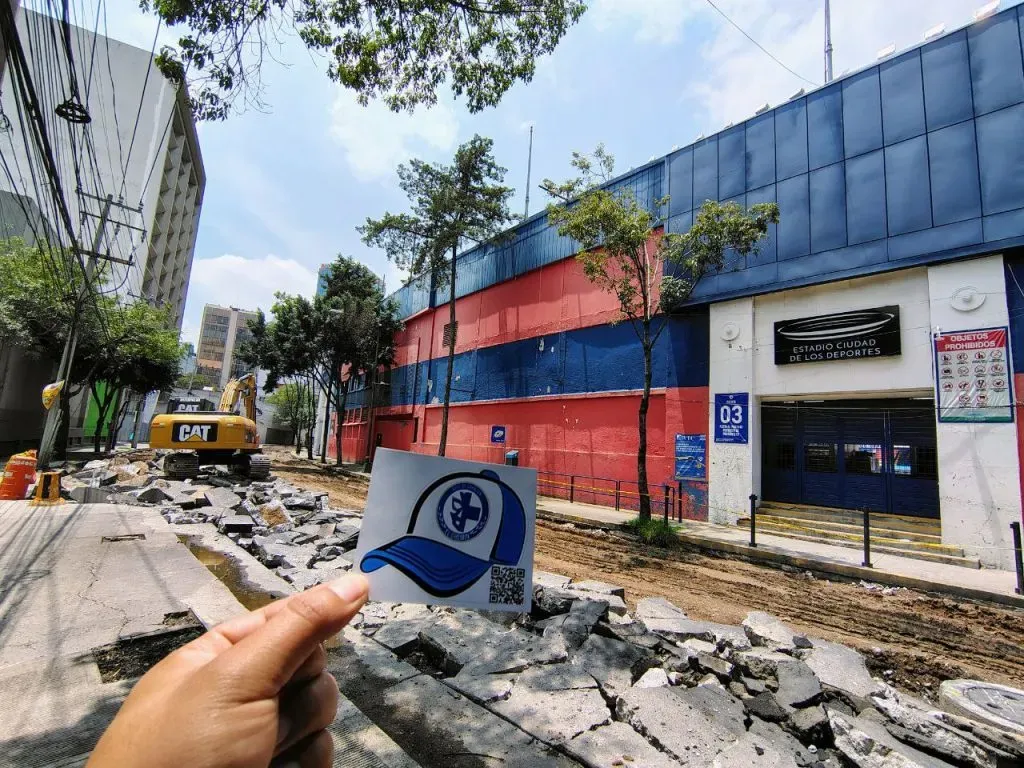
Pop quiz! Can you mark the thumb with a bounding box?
[213,574,369,698]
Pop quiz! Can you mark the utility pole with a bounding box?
[524,125,534,218]
[37,194,113,468]
[824,0,834,83]
[363,274,386,471]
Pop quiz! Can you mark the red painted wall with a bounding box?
[1016,372,1024,521]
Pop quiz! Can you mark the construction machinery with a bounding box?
[149,373,271,479]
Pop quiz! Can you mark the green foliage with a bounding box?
[267,380,315,437]
[0,237,78,358]
[622,516,677,548]
[360,135,517,284]
[142,0,585,120]
[175,371,218,390]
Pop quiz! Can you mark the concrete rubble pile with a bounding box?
[60,454,1024,767]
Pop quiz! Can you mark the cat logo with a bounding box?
[174,423,217,443]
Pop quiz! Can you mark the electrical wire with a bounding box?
[702,0,819,88]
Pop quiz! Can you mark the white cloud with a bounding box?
[328,91,459,182]
[188,253,318,318]
[589,0,701,44]
[685,0,980,129]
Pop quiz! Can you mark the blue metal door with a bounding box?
[761,399,938,518]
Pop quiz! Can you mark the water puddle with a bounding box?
[177,534,278,611]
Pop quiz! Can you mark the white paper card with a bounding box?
[353,449,536,611]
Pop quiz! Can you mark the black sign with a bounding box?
[173,423,218,443]
[774,305,901,365]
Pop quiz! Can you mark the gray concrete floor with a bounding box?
[0,500,418,767]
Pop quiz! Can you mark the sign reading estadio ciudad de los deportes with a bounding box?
[774,306,901,365]
[934,327,1014,423]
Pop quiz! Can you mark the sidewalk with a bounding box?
[536,497,1024,608]
[0,500,418,767]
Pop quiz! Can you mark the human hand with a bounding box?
[87,573,369,768]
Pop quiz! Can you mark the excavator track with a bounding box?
[247,454,272,479]
[164,452,200,480]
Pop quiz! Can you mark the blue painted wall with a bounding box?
[345,310,709,412]
[388,4,1024,320]
[1004,252,1024,373]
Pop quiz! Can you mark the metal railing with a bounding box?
[537,470,677,522]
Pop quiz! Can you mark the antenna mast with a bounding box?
[824,0,834,83]
[524,125,534,218]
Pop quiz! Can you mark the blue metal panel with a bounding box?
[969,11,1024,116]
[843,70,883,158]
[668,148,693,216]
[777,174,810,260]
[693,137,718,206]
[718,126,745,199]
[777,241,887,283]
[1004,255,1024,373]
[746,183,777,265]
[885,136,932,235]
[775,99,808,181]
[887,219,981,260]
[809,162,846,253]
[715,263,778,293]
[807,84,844,170]
[921,31,973,131]
[928,120,981,225]
[984,208,1024,242]
[880,51,925,145]
[977,103,1024,215]
[668,210,692,235]
[745,113,775,191]
[845,149,887,244]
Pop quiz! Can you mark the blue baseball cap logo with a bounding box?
[359,469,525,597]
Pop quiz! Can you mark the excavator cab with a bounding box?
[149,373,270,479]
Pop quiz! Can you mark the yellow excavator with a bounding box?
[149,373,271,480]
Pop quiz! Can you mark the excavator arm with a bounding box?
[218,373,257,421]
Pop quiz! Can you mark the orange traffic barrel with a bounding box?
[0,450,37,500]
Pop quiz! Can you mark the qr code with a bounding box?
[489,565,526,605]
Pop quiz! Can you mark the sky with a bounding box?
[99,0,990,349]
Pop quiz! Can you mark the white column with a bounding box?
[708,298,756,524]
[928,255,1021,569]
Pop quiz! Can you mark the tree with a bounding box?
[542,145,779,521]
[268,381,315,452]
[315,256,403,465]
[361,135,515,455]
[143,0,586,120]
[82,302,182,454]
[175,371,217,390]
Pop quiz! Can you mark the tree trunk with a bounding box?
[55,391,72,462]
[335,379,349,466]
[105,388,123,452]
[306,378,315,460]
[438,245,458,457]
[319,380,331,464]
[637,323,653,522]
[92,386,114,455]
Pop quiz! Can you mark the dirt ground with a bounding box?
[267,451,1024,703]
[262,444,372,509]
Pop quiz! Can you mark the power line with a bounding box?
[702,0,818,88]
[118,17,161,202]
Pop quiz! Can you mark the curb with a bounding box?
[537,507,1024,610]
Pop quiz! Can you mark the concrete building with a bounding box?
[196,304,259,389]
[340,3,1024,570]
[0,6,204,451]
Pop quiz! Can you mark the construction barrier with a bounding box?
[0,450,37,500]
[30,471,63,505]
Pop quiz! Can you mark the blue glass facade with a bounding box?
[388,4,1024,321]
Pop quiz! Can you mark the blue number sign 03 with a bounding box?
[714,393,748,444]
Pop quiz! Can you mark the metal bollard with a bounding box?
[663,486,670,524]
[615,480,621,511]
[1011,522,1024,595]
[749,493,758,548]
[569,476,575,504]
[862,508,872,568]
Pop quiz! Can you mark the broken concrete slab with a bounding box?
[790,705,830,744]
[218,515,255,534]
[540,598,609,649]
[513,663,596,692]
[133,485,173,504]
[71,468,118,485]
[694,651,736,682]
[675,685,748,739]
[634,668,670,688]
[533,571,572,590]
[572,634,651,697]
[565,721,682,768]
[204,487,243,510]
[803,639,882,700]
[733,648,795,680]
[332,523,361,550]
[68,486,113,503]
[569,580,626,599]
[743,611,799,650]
[444,673,517,705]
[828,708,955,768]
[774,658,822,711]
[712,731,801,768]
[490,684,610,744]
[615,686,743,764]
[372,617,433,656]
[746,692,788,723]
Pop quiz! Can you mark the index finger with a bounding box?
[211,574,368,699]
